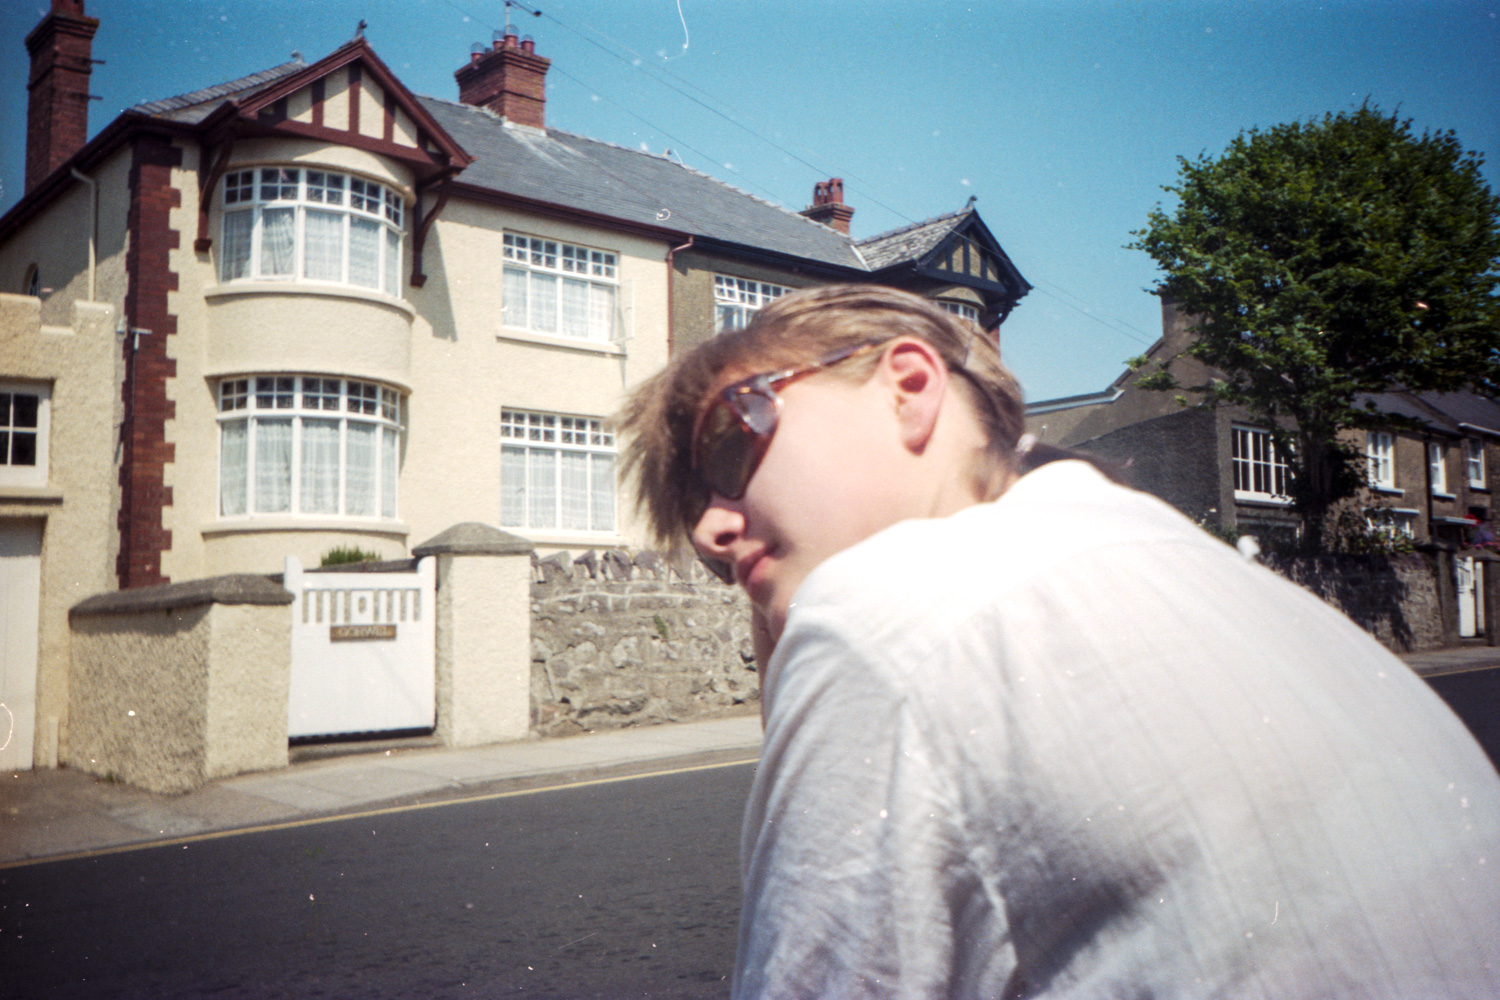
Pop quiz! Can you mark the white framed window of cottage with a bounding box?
[1231,425,1291,503]
[0,383,49,487]
[1429,442,1452,496]
[713,275,789,334]
[217,375,402,519]
[501,234,618,343]
[500,409,616,533]
[1467,439,1486,489]
[219,168,404,297]
[1367,432,1396,490]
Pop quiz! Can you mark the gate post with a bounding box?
[414,523,535,747]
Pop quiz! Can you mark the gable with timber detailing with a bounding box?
[224,41,471,171]
[927,230,1007,285]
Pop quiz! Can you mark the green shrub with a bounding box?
[320,545,382,567]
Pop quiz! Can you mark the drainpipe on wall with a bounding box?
[665,235,694,356]
[70,166,97,301]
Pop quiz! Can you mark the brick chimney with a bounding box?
[455,27,549,129]
[25,0,99,193]
[801,178,854,235]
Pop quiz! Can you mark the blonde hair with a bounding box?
[617,284,1028,551]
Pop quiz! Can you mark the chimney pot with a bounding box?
[455,31,550,129]
[801,178,854,234]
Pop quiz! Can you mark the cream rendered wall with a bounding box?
[359,78,386,141]
[0,296,118,768]
[323,68,350,128]
[403,198,670,553]
[164,137,420,582]
[0,147,132,327]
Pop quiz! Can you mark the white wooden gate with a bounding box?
[285,556,436,739]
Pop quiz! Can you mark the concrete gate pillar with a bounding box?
[414,523,535,747]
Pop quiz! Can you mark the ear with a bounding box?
[879,338,949,453]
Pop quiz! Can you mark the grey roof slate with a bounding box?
[856,210,969,271]
[126,58,989,274]
[1415,392,1500,435]
[415,96,866,269]
[131,60,307,124]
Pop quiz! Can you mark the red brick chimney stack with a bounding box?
[455,26,550,129]
[801,178,855,235]
[25,0,99,193]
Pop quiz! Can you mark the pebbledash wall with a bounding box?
[528,549,759,736]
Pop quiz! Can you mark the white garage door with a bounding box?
[0,521,42,771]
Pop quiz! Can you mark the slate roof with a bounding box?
[856,210,970,271]
[1417,392,1500,435]
[415,96,865,269]
[131,60,308,124]
[123,56,996,274]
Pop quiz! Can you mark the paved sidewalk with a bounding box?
[0,713,763,868]
[5,643,1499,869]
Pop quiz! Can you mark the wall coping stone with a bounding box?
[70,575,293,618]
[413,522,535,557]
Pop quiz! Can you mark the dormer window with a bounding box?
[219,168,404,297]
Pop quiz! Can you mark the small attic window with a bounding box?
[23,265,39,298]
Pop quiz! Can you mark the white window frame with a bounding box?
[501,234,619,344]
[1429,441,1452,496]
[0,382,49,487]
[219,167,405,297]
[216,375,403,520]
[1231,425,1291,503]
[713,275,789,334]
[1367,432,1396,490]
[500,409,616,533]
[1467,438,1486,489]
[938,300,981,324]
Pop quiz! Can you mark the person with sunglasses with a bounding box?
[618,284,1500,998]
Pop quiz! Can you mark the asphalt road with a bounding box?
[0,761,756,1000]
[1427,665,1500,769]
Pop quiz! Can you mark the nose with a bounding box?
[691,494,745,565]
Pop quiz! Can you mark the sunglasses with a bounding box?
[688,340,883,582]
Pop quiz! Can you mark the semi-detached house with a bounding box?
[0,0,1031,771]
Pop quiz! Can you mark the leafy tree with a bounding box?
[1129,105,1500,550]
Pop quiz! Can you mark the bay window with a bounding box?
[500,409,615,532]
[714,275,788,333]
[219,168,404,296]
[218,376,402,519]
[502,234,618,343]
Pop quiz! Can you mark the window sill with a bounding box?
[496,328,624,357]
[203,517,410,538]
[206,281,415,319]
[504,528,628,548]
[1432,491,1458,500]
[1369,485,1404,496]
[1468,485,1489,493]
[0,485,63,504]
[1233,493,1293,507]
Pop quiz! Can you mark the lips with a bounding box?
[735,549,772,603]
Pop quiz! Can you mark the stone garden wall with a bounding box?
[1263,551,1447,652]
[529,550,759,736]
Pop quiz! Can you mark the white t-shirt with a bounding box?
[733,461,1500,999]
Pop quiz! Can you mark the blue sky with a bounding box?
[2,0,1496,402]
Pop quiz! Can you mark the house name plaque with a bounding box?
[330,624,398,641]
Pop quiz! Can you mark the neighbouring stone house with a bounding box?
[1029,296,1500,642]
